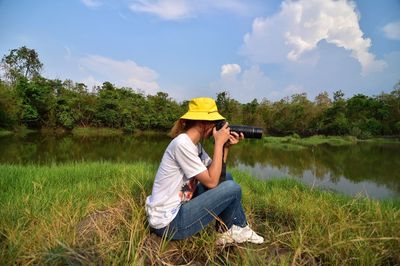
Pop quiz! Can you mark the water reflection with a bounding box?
[0,133,169,164]
[0,133,399,199]
[223,141,400,198]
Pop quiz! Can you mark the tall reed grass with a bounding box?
[0,162,399,265]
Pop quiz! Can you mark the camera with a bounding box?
[215,120,263,139]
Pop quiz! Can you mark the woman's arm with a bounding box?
[223,131,244,163]
[195,123,230,188]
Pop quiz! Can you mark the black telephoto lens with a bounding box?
[230,125,263,139]
[215,120,263,139]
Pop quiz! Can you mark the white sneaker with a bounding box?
[239,225,264,244]
[216,225,264,245]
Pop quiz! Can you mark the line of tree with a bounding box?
[1,46,399,138]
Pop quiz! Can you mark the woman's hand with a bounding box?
[225,131,244,148]
[213,122,231,147]
[222,131,244,163]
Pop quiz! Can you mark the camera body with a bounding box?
[215,120,263,139]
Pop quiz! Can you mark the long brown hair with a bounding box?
[169,119,194,138]
[169,119,214,138]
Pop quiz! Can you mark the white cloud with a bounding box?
[241,0,386,75]
[131,0,191,20]
[212,64,274,102]
[283,84,303,95]
[129,0,251,20]
[80,55,160,94]
[81,75,102,92]
[383,21,400,41]
[221,64,241,77]
[81,0,102,8]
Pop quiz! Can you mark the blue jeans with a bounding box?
[150,173,247,240]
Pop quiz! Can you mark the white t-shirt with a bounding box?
[145,133,212,229]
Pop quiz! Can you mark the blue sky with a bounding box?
[1,0,399,103]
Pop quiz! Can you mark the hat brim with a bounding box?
[180,111,225,121]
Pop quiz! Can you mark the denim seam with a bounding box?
[175,194,239,232]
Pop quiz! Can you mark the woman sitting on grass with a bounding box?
[145,97,263,245]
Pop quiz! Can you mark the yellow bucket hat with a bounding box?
[180,97,225,121]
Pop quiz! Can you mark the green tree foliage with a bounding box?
[321,90,349,135]
[216,91,242,124]
[311,91,332,133]
[1,46,43,83]
[288,93,315,135]
[56,80,97,129]
[345,94,389,138]
[269,97,292,134]
[217,88,400,137]
[144,92,183,130]
[14,76,57,128]
[378,82,400,134]
[257,99,273,134]
[93,83,183,132]
[0,80,21,128]
[1,47,399,137]
[2,72,399,136]
[242,99,260,126]
[95,82,122,128]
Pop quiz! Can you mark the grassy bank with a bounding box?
[69,127,167,137]
[0,162,399,265]
[71,127,124,137]
[0,126,36,137]
[2,126,399,145]
[263,135,366,150]
[264,135,400,147]
[0,126,168,137]
[0,129,13,136]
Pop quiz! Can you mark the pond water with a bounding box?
[0,133,399,199]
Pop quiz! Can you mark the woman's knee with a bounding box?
[219,180,242,197]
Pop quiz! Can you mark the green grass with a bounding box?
[132,130,168,136]
[0,126,37,137]
[262,135,359,150]
[295,135,358,146]
[262,136,308,150]
[0,129,13,136]
[71,127,124,137]
[0,162,399,265]
[361,137,400,144]
[263,135,400,151]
